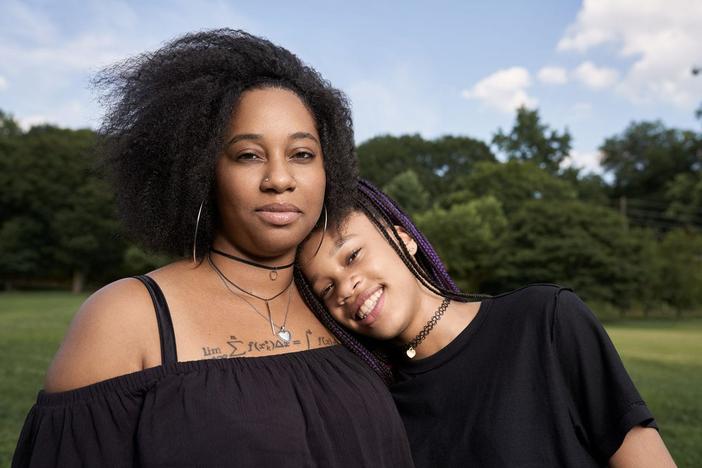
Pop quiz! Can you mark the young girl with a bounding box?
[296,180,676,467]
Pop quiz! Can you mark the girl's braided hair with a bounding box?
[295,179,487,384]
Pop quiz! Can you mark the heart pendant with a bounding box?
[406,347,416,359]
[278,328,291,343]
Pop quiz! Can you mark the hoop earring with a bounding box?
[192,200,205,264]
[310,203,328,258]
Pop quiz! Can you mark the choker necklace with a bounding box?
[208,254,294,343]
[405,297,450,359]
[211,248,294,281]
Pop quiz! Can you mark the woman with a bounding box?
[12,31,413,467]
[297,180,676,467]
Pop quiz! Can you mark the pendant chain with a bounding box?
[208,254,294,343]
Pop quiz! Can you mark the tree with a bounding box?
[441,160,577,214]
[665,173,702,228]
[0,110,21,138]
[492,200,658,309]
[415,196,507,291]
[600,121,702,200]
[382,169,430,216]
[492,106,572,173]
[656,229,702,314]
[0,122,125,291]
[358,134,496,198]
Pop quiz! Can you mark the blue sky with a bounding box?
[1,0,701,172]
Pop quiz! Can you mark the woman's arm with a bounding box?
[609,426,676,467]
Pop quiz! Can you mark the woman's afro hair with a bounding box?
[95,29,357,257]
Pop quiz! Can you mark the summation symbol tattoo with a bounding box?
[227,335,245,357]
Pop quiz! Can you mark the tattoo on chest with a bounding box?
[202,329,339,359]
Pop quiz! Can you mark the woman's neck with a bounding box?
[207,238,297,296]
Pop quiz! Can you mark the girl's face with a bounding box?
[215,87,326,259]
[299,211,425,342]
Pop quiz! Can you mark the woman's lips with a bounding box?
[255,203,302,226]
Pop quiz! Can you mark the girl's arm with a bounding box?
[609,426,676,467]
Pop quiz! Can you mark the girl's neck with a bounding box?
[401,291,481,360]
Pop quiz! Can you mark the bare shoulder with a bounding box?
[43,277,158,393]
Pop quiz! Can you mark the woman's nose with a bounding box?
[261,155,296,192]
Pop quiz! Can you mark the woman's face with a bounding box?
[215,87,326,259]
[299,211,424,342]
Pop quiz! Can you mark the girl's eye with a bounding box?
[347,248,361,265]
[320,283,334,299]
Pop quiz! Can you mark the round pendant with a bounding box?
[277,327,291,343]
[406,347,416,359]
[269,270,278,281]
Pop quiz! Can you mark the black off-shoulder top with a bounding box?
[12,275,414,468]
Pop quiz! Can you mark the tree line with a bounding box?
[1,107,701,317]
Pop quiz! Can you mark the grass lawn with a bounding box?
[0,292,700,466]
[606,319,702,466]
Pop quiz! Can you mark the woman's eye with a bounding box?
[237,152,262,161]
[347,248,361,265]
[291,151,315,161]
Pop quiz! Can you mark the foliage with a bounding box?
[382,169,430,216]
[0,119,125,290]
[358,134,495,198]
[664,173,702,227]
[655,229,702,312]
[441,160,577,214]
[492,106,572,173]
[491,200,658,308]
[2,104,702,311]
[600,121,702,200]
[415,197,507,291]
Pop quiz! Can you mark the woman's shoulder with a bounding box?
[43,276,161,393]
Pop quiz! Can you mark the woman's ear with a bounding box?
[394,225,418,256]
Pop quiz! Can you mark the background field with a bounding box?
[0,292,700,467]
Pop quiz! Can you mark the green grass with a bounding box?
[0,293,700,466]
[0,292,86,468]
[606,319,702,466]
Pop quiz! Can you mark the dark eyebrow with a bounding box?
[290,132,319,144]
[226,133,262,147]
[226,132,318,148]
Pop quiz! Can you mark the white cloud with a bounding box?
[537,66,568,85]
[573,61,619,89]
[461,67,537,113]
[0,76,7,91]
[0,0,261,129]
[557,0,702,108]
[562,149,603,173]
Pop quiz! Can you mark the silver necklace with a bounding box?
[209,255,294,343]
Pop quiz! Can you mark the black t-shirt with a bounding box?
[390,284,656,468]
